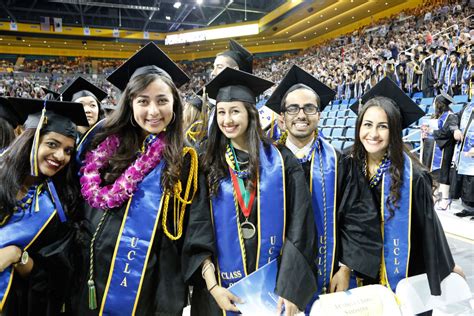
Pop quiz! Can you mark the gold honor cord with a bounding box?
[161,147,199,240]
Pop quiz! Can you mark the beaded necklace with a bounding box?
[13,185,39,213]
[364,153,391,188]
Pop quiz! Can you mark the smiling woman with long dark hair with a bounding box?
[350,78,464,303]
[192,68,317,316]
[0,98,85,315]
[70,43,212,316]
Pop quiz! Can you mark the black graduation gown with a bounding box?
[421,113,458,184]
[2,215,74,316]
[300,152,382,280]
[189,145,318,315]
[70,155,213,316]
[450,105,474,203]
[365,165,455,295]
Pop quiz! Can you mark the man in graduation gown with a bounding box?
[210,39,253,79]
[420,51,436,98]
[265,65,382,312]
[450,101,474,218]
[421,92,459,210]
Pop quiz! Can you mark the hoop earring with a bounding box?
[130,116,137,127]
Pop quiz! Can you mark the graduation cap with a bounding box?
[349,77,425,129]
[435,90,455,106]
[60,76,108,103]
[41,87,60,100]
[265,65,336,113]
[436,46,448,53]
[0,97,21,128]
[204,67,273,104]
[107,42,190,90]
[187,95,203,112]
[449,50,460,58]
[7,97,87,176]
[220,39,253,73]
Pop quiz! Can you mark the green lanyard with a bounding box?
[230,142,250,207]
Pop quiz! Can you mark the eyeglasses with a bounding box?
[284,104,319,115]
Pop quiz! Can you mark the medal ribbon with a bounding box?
[230,170,255,218]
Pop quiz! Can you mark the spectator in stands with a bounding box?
[350,77,464,300]
[266,65,381,313]
[421,92,458,210]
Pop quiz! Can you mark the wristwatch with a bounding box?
[15,250,29,266]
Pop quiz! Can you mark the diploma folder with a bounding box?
[228,259,280,316]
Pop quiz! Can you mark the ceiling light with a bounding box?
[352,16,355,19]
[334,7,337,10]
[338,22,341,24]
[166,15,171,20]
[367,9,370,12]
[307,21,310,24]
[197,0,203,4]
[43,40,47,43]
[304,36,306,39]
[173,2,181,9]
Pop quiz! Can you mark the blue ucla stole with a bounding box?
[310,137,337,296]
[457,118,474,176]
[0,186,59,310]
[380,153,412,292]
[430,111,451,171]
[99,161,165,315]
[76,119,105,165]
[454,104,474,169]
[211,143,285,298]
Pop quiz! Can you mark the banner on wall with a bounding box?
[83,26,90,36]
[113,28,120,37]
[40,16,50,31]
[53,17,62,32]
[9,21,17,31]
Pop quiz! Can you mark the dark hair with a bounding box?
[202,101,268,196]
[90,72,184,193]
[0,129,80,224]
[352,96,405,218]
[432,97,450,119]
[0,117,15,149]
[280,83,321,113]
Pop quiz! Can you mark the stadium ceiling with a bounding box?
[0,0,418,60]
[1,0,285,32]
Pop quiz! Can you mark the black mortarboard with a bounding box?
[7,97,88,176]
[349,77,425,129]
[450,50,460,57]
[188,96,203,112]
[107,42,190,91]
[265,65,336,113]
[435,90,455,106]
[204,67,273,104]
[60,76,107,103]
[0,97,21,127]
[436,46,447,52]
[8,98,88,132]
[220,39,253,73]
[41,87,60,100]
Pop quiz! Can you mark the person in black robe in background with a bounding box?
[450,102,474,218]
[421,92,458,210]
[349,78,464,311]
[264,65,381,310]
[0,98,87,315]
[193,68,317,316]
[70,43,212,316]
[420,51,436,98]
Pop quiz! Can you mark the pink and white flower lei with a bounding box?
[80,133,166,210]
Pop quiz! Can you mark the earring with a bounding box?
[130,116,137,127]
